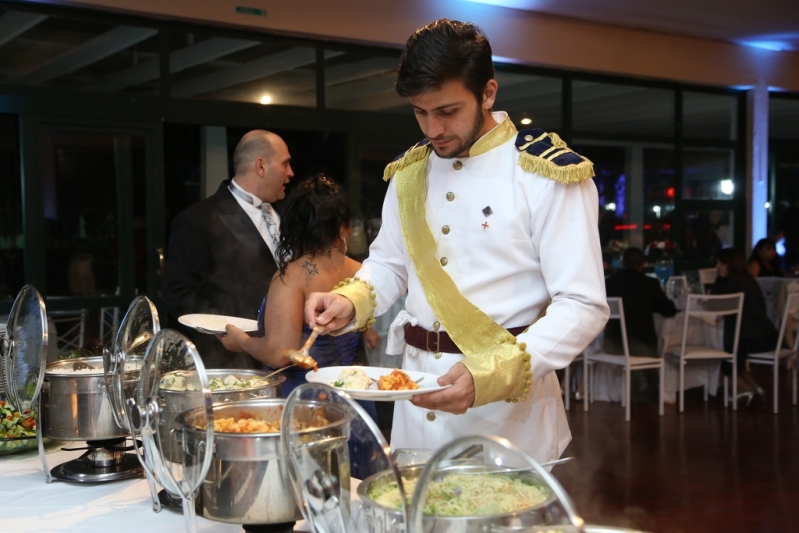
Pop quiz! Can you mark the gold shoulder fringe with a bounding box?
[518,151,595,184]
[383,144,431,182]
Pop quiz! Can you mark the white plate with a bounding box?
[305,366,451,401]
[178,314,258,334]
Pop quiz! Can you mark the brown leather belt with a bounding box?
[403,323,529,355]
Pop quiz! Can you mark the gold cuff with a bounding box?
[461,340,532,407]
[331,278,376,331]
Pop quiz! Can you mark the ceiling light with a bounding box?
[520,118,532,125]
[259,94,272,105]
[720,180,734,195]
[605,203,616,211]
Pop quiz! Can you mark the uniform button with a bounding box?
[524,134,534,141]
[453,161,463,170]
[426,412,436,421]
[440,257,448,266]
[434,352,442,359]
[446,192,455,201]
[442,225,450,235]
[432,321,440,330]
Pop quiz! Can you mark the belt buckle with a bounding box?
[426,322,441,358]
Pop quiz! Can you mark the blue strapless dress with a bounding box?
[257,298,379,478]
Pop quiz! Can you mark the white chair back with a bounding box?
[49,309,87,356]
[683,293,744,358]
[777,293,799,353]
[605,297,630,361]
[698,268,718,294]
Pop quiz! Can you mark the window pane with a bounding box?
[683,209,734,261]
[0,8,159,94]
[573,145,626,250]
[573,81,674,138]
[495,72,561,131]
[323,51,404,112]
[42,131,144,297]
[0,114,23,302]
[770,97,799,140]
[683,92,738,141]
[169,32,318,106]
[682,149,735,200]
[643,149,676,249]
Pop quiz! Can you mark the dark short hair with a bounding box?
[396,19,494,103]
[717,247,747,277]
[275,174,351,274]
[622,247,646,268]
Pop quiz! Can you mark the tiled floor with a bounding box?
[553,365,799,533]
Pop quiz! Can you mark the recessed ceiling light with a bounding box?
[520,118,532,125]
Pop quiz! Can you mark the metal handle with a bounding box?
[156,247,165,277]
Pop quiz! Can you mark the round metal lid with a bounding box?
[106,296,159,431]
[408,435,584,532]
[281,382,405,533]
[129,328,213,521]
[1,285,48,415]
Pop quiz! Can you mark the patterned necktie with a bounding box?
[259,201,281,251]
[229,183,280,251]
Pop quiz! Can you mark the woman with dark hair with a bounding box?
[220,173,379,475]
[711,247,778,404]
[747,238,786,278]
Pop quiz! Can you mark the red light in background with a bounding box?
[614,224,638,230]
[666,187,675,198]
[644,224,652,230]
[664,224,671,229]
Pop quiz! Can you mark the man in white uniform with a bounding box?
[305,19,608,462]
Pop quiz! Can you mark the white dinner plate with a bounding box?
[178,314,259,334]
[305,366,451,401]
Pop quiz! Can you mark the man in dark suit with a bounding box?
[605,247,678,358]
[163,130,294,369]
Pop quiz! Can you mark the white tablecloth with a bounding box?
[0,444,341,533]
[756,277,799,330]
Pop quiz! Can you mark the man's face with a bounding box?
[259,137,294,203]
[409,79,496,159]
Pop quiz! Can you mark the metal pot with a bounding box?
[357,464,558,533]
[177,398,353,525]
[41,357,140,441]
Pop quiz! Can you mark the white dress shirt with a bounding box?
[228,179,280,260]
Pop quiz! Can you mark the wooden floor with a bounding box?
[553,365,799,533]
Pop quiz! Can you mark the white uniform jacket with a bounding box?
[358,112,608,462]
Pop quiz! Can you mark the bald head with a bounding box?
[232,130,278,177]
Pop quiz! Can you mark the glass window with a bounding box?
[41,130,145,297]
[643,149,677,249]
[0,8,159,94]
[683,209,734,261]
[168,32,319,106]
[683,92,738,141]
[323,51,405,112]
[573,145,626,250]
[769,96,799,141]
[494,72,562,132]
[572,81,674,138]
[682,149,735,200]
[0,114,22,302]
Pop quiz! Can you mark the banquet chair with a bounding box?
[698,268,718,294]
[583,297,664,421]
[563,352,587,411]
[49,309,87,356]
[748,293,799,414]
[671,293,743,412]
[99,306,120,348]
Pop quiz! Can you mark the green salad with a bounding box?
[0,400,36,438]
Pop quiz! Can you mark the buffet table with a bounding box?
[0,445,335,533]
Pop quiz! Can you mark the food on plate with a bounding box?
[378,369,419,391]
[0,400,36,439]
[369,473,548,516]
[333,367,373,389]
[211,409,330,434]
[160,372,274,392]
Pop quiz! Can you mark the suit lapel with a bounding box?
[215,183,273,259]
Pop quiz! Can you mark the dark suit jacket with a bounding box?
[163,181,277,369]
[605,268,678,357]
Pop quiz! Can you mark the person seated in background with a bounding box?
[747,238,786,278]
[605,247,678,358]
[711,247,778,405]
[219,174,378,476]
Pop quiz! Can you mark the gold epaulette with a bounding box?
[516,130,594,184]
[382,140,431,182]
